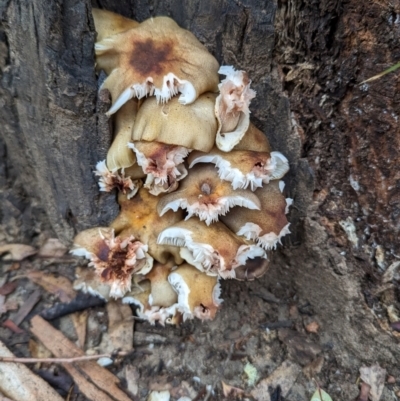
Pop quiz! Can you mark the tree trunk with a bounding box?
[1,0,399,397]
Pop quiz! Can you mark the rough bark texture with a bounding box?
[1,0,400,400]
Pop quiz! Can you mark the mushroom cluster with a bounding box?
[71,9,292,325]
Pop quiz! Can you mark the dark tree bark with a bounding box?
[1,0,399,396]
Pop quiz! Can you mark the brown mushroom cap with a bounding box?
[215,66,256,152]
[92,8,139,42]
[132,93,218,152]
[129,141,190,195]
[189,147,289,191]
[220,181,292,250]
[110,188,184,265]
[233,123,271,152]
[157,218,266,278]
[168,263,222,321]
[95,16,220,114]
[157,164,261,225]
[71,227,153,299]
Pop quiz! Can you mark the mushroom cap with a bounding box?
[233,257,270,281]
[71,227,153,298]
[110,188,184,265]
[233,123,271,153]
[95,16,220,113]
[122,278,180,325]
[189,148,289,191]
[215,66,256,152]
[92,8,139,42]
[95,160,142,199]
[132,93,218,152]
[129,141,190,195]
[74,266,112,300]
[168,263,222,321]
[220,181,292,250]
[106,99,140,173]
[157,164,261,225]
[145,262,177,308]
[157,218,266,278]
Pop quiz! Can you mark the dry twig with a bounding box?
[0,351,128,364]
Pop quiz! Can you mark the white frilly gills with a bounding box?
[157,164,261,225]
[168,264,222,321]
[128,142,190,195]
[157,220,266,278]
[95,160,141,199]
[221,181,293,250]
[215,66,256,152]
[189,150,289,191]
[71,227,153,299]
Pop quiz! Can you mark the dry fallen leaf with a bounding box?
[359,364,386,401]
[11,289,41,326]
[27,271,76,302]
[38,238,68,258]
[221,380,245,398]
[30,315,132,401]
[71,310,88,348]
[0,282,17,296]
[0,243,37,261]
[0,339,64,401]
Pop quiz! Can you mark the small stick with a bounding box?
[0,351,128,364]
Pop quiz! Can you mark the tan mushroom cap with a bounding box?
[189,147,288,191]
[145,262,177,308]
[129,140,190,195]
[95,16,220,114]
[71,227,153,299]
[110,189,184,265]
[168,263,222,321]
[221,181,292,250]
[74,266,113,300]
[106,99,141,173]
[157,218,266,278]
[234,123,271,152]
[92,8,139,42]
[132,93,218,152]
[123,278,180,326]
[233,257,270,281]
[157,164,261,225]
[215,66,256,152]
